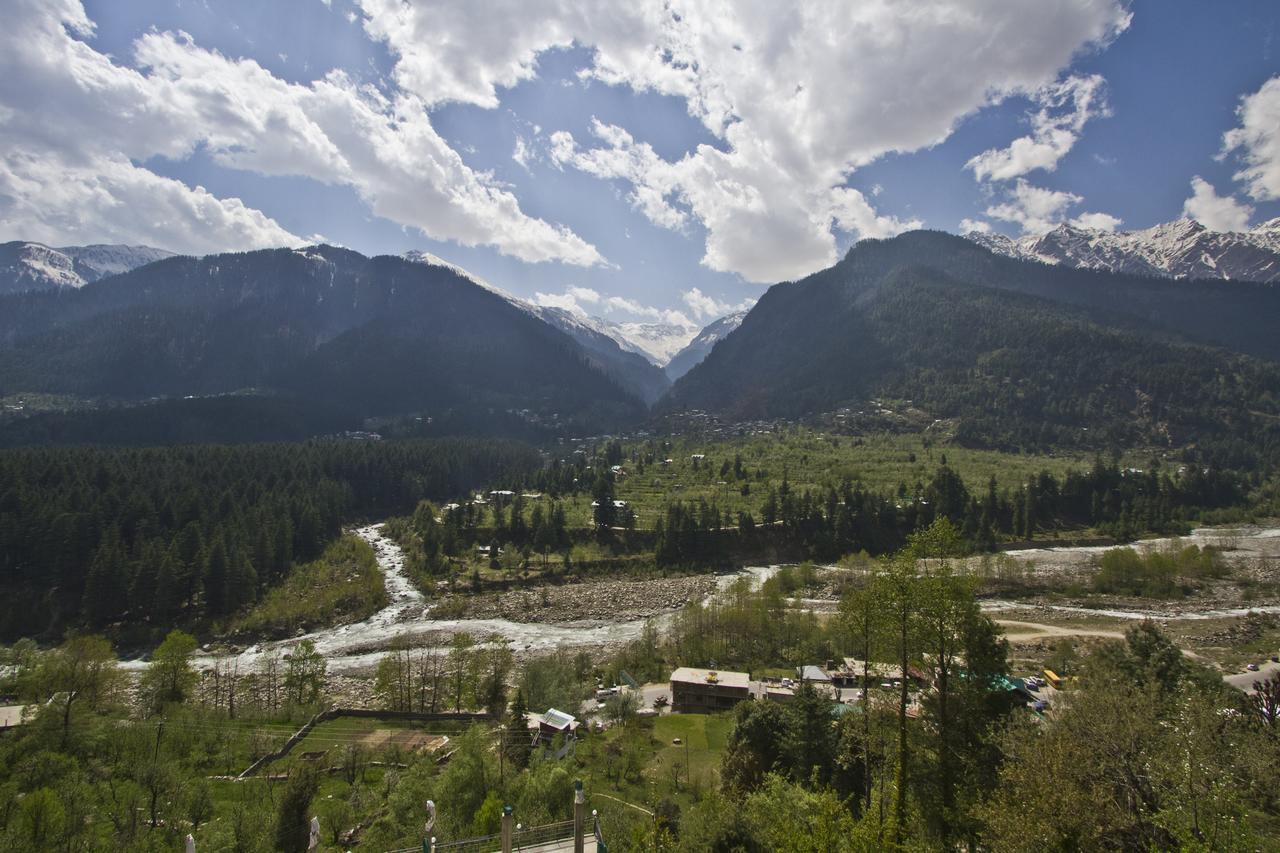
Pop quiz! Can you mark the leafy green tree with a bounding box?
[140,629,199,712]
[35,634,120,747]
[284,639,326,706]
[12,788,64,850]
[448,633,476,713]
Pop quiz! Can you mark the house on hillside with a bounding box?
[0,705,31,731]
[670,667,751,713]
[537,708,580,742]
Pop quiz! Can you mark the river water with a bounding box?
[123,525,782,674]
[122,522,1277,675]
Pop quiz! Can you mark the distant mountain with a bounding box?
[0,246,645,439]
[664,311,748,380]
[0,241,175,294]
[968,218,1280,282]
[608,321,700,365]
[522,307,671,404]
[401,251,670,403]
[663,230,1280,462]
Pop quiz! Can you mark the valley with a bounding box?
[3,225,1280,852]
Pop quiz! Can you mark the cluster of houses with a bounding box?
[669,660,1040,715]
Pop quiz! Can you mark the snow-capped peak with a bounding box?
[401,248,698,365]
[966,218,1280,283]
[401,249,515,300]
[0,241,175,295]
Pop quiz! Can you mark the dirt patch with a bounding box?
[440,574,720,625]
[359,729,447,753]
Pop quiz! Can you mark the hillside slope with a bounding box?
[664,232,1280,463]
[0,246,644,434]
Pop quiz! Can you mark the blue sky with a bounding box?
[2,0,1278,330]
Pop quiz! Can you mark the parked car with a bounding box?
[1247,663,1261,672]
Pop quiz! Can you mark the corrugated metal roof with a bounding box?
[542,708,576,729]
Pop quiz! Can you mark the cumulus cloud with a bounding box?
[550,121,687,230]
[0,0,603,264]
[680,287,755,321]
[959,218,992,234]
[358,0,1130,282]
[1222,75,1280,201]
[967,74,1108,181]
[604,295,692,327]
[1183,176,1254,232]
[533,289,590,316]
[0,149,298,254]
[983,179,1117,235]
[986,181,1081,234]
[1070,211,1122,232]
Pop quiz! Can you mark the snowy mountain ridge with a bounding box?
[967,218,1280,282]
[0,241,175,294]
[664,310,749,380]
[401,250,697,366]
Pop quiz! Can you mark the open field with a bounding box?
[550,430,1138,531]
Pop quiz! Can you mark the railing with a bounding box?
[431,832,501,853]
[512,819,575,849]
[385,818,579,853]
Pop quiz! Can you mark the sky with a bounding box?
[1,0,1278,332]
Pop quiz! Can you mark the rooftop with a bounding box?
[541,708,577,730]
[670,667,750,689]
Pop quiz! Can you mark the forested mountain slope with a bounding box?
[664,232,1280,466]
[0,246,644,433]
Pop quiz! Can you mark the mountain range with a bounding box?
[0,246,647,441]
[664,230,1280,464]
[664,311,748,381]
[967,218,1280,282]
[0,241,175,294]
[2,217,1279,457]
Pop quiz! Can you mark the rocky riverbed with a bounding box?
[442,575,720,625]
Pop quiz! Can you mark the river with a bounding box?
[124,524,782,674]
[123,522,1277,675]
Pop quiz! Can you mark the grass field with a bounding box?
[577,713,732,810]
[545,430,1139,531]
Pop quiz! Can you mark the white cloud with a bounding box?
[959,218,992,234]
[967,74,1108,182]
[1182,176,1253,232]
[0,1,604,265]
[986,181,1081,234]
[567,285,601,304]
[1069,211,1122,232]
[983,179,1117,235]
[1222,75,1280,201]
[358,0,1130,282]
[549,120,687,230]
[534,286,697,329]
[830,188,922,240]
[680,287,755,321]
[513,134,533,171]
[604,295,692,327]
[533,290,589,317]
